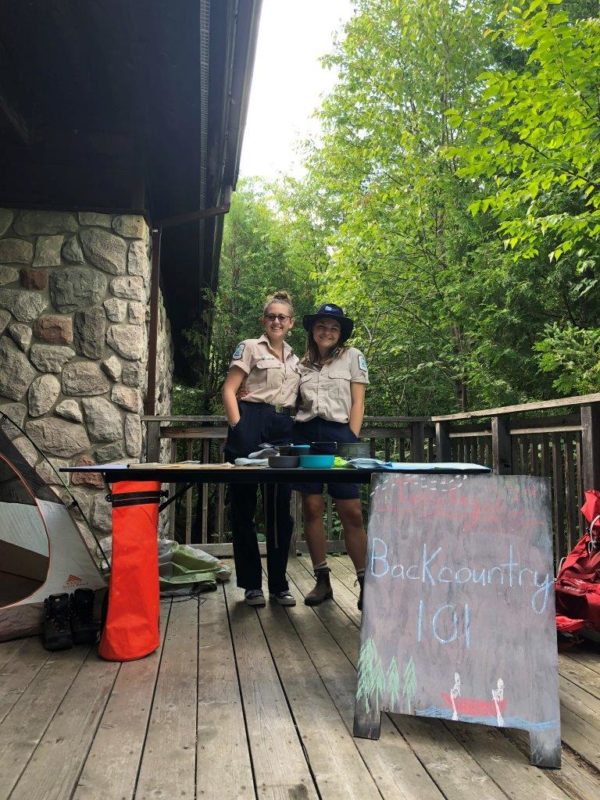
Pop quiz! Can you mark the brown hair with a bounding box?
[263,290,294,317]
[302,323,348,366]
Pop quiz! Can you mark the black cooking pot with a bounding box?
[310,441,338,455]
[337,441,371,459]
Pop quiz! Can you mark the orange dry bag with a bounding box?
[98,481,162,661]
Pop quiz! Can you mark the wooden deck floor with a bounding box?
[1,554,600,800]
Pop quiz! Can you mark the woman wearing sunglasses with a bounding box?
[292,303,369,609]
[222,291,301,607]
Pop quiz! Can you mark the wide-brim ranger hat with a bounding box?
[303,303,354,343]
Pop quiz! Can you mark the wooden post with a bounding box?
[435,421,452,462]
[410,421,425,461]
[146,419,161,462]
[491,415,512,474]
[144,228,162,416]
[581,403,600,490]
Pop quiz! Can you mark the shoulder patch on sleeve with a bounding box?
[358,354,368,372]
[232,342,245,360]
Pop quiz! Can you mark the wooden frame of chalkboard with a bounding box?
[353,473,561,769]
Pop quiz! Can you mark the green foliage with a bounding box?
[452,0,600,272]
[447,0,600,402]
[180,0,600,417]
[535,323,600,393]
[174,179,322,412]
[298,0,507,413]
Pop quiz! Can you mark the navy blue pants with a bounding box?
[292,417,360,499]
[224,402,294,594]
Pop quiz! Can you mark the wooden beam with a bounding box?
[435,421,452,461]
[432,392,600,422]
[491,416,512,474]
[145,228,162,417]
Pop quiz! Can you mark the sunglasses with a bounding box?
[264,313,291,322]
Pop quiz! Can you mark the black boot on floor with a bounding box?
[305,567,333,606]
[42,593,72,651]
[70,588,100,645]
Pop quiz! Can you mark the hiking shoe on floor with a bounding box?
[42,593,72,651]
[244,589,266,607]
[70,588,100,645]
[270,591,296,607]
[305,567,333,606]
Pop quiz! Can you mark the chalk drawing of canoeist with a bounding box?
[449,672,461,720]
[442,676,507,723]
[492,678,505,727]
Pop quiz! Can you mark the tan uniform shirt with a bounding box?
[295,347,369,423]
[229,334,301,407]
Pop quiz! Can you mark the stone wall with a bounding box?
[0,208,174,546]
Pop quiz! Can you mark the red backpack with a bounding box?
[555,490,600,636]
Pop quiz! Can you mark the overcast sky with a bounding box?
[239,0,355,180]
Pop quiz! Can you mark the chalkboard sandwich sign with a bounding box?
[353,472,561,768]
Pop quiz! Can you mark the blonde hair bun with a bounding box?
[264,290,294,315]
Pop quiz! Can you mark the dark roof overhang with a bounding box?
[0,0,261,377]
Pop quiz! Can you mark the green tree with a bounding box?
[450,0,600,394]
[301,0,503,413]
[173,179,321,414]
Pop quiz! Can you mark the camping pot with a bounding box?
[310,441,338,455]
[337,441,371,459]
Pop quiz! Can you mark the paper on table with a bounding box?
[132,462,236,470]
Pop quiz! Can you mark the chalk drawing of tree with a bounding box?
[387,657,401,710]
[357,638,386,714]
[402,657,417,714]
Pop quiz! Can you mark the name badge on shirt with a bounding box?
[358,354,368,372]
[232,343,245,360]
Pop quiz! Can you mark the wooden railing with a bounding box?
[144,392,600,568]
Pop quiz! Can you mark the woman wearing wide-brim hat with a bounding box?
[292,303,369,609]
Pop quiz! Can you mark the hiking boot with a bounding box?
[357,574,364,611]
[270,590,296,607]
[244,589,266,607]
[70,588,100,645]
[305,567,333,606]
[42,593,72,651]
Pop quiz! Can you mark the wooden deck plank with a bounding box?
[135,596,199,800]
[451,722,571,800]
[72,603,172,800]
[0,636,50,725]
[557,678,600,767]
[560,653,600,686]
[0,643,92,797]
[6,650,119,800]
[284,558,446,800]
[0,555,599,800]
[566,647,600,674]
[257,596,383,800]
[504,728,600,800]
[197,585,256,800]
[224,579,319,800]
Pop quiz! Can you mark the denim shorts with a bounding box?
[292,417,360,500]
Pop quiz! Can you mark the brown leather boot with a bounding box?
[305,567,333,606]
